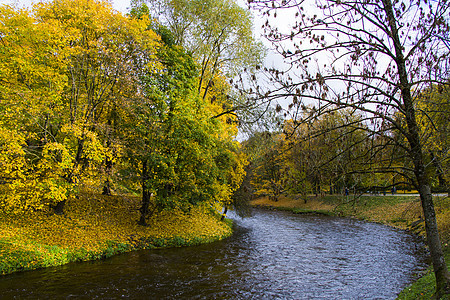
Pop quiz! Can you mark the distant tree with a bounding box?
[242,131,284,201]
[415,84,449,193]
[248,0,450,296]
[282,110,371,197]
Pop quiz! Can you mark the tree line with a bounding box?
[248,89,448,202]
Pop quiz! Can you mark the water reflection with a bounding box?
[0,209,427,299]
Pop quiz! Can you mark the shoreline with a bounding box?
[0,193,233,276]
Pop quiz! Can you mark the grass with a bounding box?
[0,192,233,275]
[251,192,450,299]
[397,249,450,300]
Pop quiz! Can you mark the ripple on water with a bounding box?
[0,208,427,299]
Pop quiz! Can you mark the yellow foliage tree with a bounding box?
[0,0,161,213]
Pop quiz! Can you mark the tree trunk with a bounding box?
[102,178,112,196]
[138,159,151,226]
[221,206,228,221]
[417,176,450,297]
[102,151,112,196]
[381,0,450,295]
[50,199,66,215]
[102,119,113,196]
[404,54,450,300]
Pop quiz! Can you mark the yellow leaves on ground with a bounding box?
[0,192,232,274]
[252,195,335,211]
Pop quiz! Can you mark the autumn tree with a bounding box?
[281,110,372,198]
[0,4,72,212]
[37,0,161,204]
[248,0,450,296]
[241,131,283,201]
[247,111,372,204]
[0,0,161,213]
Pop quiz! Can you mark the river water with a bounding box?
[0,209,427,299]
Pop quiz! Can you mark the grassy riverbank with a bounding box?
[0,193,232,276]
[251,193,450,299]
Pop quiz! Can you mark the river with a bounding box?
[0,208,427,299]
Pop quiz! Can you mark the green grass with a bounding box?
[0,237,74,274]
[291,208,336,216]
[321,195,417,208]
[397,247,450,300]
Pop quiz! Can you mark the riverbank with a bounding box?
[0,193,232,276]
[251,193,450,299]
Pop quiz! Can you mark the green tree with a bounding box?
[122,17,246,224]
[132,0,266,125]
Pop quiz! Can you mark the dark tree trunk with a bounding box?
[221,206,228,221]
[102,179,112,196]
[417,175,450,297]
[102,151,113,196]
[75,138,84,164]
[50,199,66,215]
[102,144,113,196]
[102,119,113,196]
[138,159,152,226]
[381,0,450,295]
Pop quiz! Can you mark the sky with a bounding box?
[111,0,131,12]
